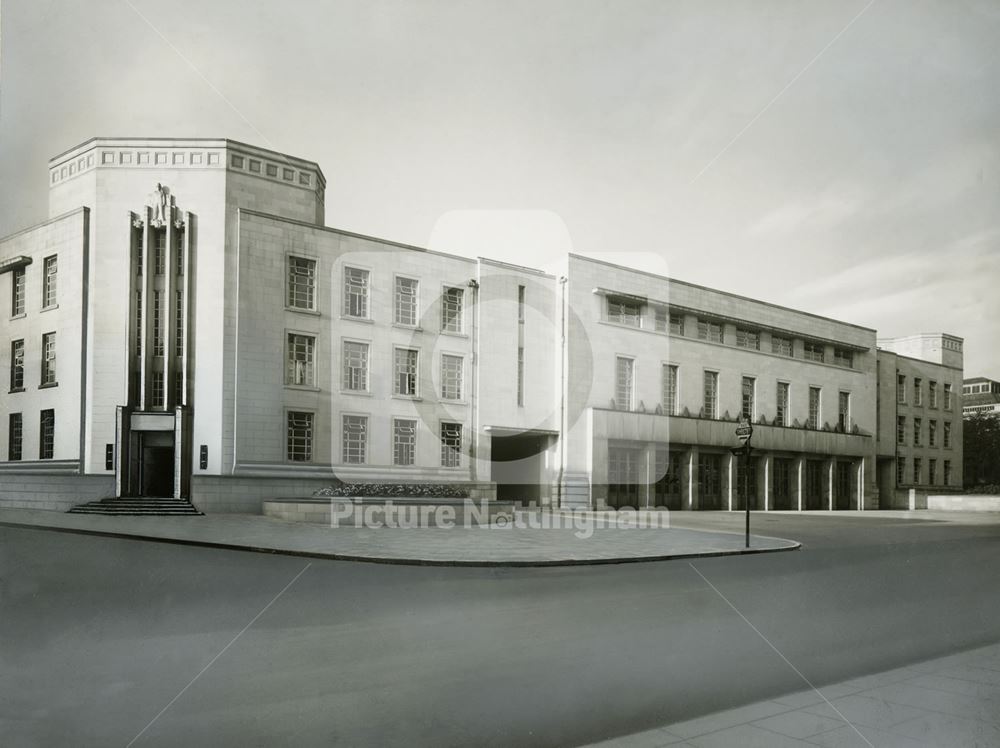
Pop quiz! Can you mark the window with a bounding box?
[151,372,165,408]
[741,376,755,420]
[394,277,418,326]
[42,256,58,307]
[771,335,792,357]
[913,417,922,446]
[516,348,524,407]
[39,409,54,459]
[913,458,922,485]
[153,232,166,276]
[518,285,526,322]
[662,365,678,416]
[286,334,315,387]
[897,374,906,403]
[897,416,906,445]
[929,380,937,408]
[440,422,463,467]
[654,307,667,332]
[175,292,184,357]
[838,391,850,431]
[287,257,317,310]
[913,378,923,406]
[393,418,416,466]
[342,415,367,464]
[703,371,718,419]
[287,411,314,462]
[10,339,24,391]
[607,298,641,327]
[943,383,952,409]
[776,382,789,426]
[152,291,164,356]
[803,341,825,363]
[394,348,418,396]
[943,421,951,448]
[41,332,56,385]
[135,290,142,358]
[896,458,905,485]
[669,314,684,336]
[929,420,937,447]
[442,354,463,400]
[11,268,25,316]
[735,328,760,350]
[616,357,634,411]
[8,413,22,461]
[343,267,370,318]
[697,318,723,343]
[442,287,464,333]
[833,348,853,368]
[808,386,821,429]
[929,459,937,485]
[944,460,952,486]
[342,341,369,391]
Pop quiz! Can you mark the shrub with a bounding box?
[313,483,470,498]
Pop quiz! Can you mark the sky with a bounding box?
[2,0,998,374]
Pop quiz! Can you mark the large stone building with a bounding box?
[0,137,964,512]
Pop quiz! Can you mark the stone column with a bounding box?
[793,456,806,511]
[682,447,699,510]
[759,453,772,511]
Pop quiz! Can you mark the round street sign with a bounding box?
[736,417,753,443]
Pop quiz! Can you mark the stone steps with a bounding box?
[68,497,202,516]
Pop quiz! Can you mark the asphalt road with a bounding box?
[2,514,1000,747]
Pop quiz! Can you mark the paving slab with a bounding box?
[0,508,799,566]
[582,642,1000,747]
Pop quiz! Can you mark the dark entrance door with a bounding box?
[835,461,853,510]
[608,447,640,509]
[140,432,175,497]
[491,434,549,504]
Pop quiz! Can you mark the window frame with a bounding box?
[393,346,419,397]
[11,267,25,317]
[343,266,371,320]
[8,413,22,461]
[776,381,790,427]
[286,332,317,388]
[441,353,464,401]
[393,275,420,327]
[615,356,635,411]
[741,376,756,421]
[392,417,417,466]
[39,408,55,460]
[42,255,58,309]
[40,332,57,386]
[286,409,315,462]
[440,421,463,468]
[286,255,318,312]
[341,413,368,464]
[662,364,678,416]
[341,339,370,393]
[703,370,719,419]
[10,339,24,392]
[441,285,465,334]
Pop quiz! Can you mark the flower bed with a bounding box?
[312,483,470,499]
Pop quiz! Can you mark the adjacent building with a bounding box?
[0,138,965,512]
[962,377,1000,418]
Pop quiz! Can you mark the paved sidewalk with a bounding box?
[582,642,1000,747]
[0,507,798,566]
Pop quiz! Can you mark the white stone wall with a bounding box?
[0,209,88,465]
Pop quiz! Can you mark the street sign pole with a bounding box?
[735,418,754,549]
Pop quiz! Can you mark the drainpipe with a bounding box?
[468,277,480,490]
[557,275,568,507]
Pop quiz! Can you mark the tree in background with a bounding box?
[963,413,1000,490]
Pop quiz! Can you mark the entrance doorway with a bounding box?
[140,432,175,497]
[607,447,641,509]
[490,432,551,504]
[835,461,853,510]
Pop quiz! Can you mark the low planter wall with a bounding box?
[927,494,1000,512]
[263,497,516,527]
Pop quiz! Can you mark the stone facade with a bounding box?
[0,137,965,513]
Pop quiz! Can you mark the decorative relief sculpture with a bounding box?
[147,183,175,227]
